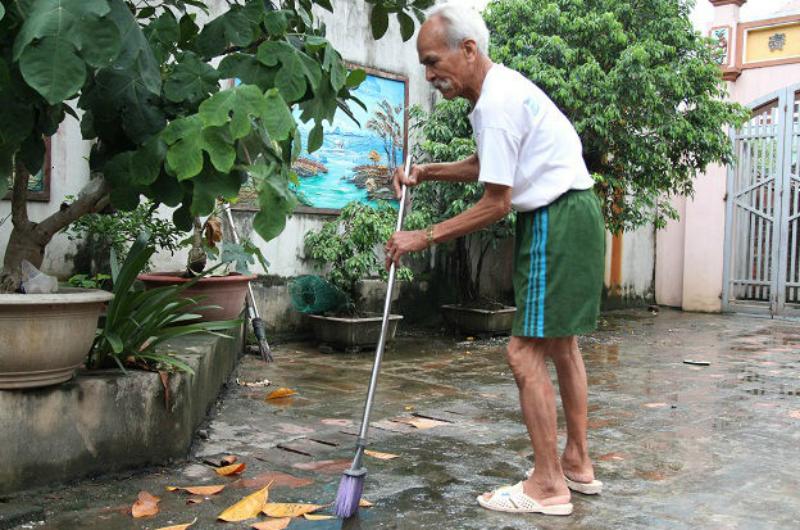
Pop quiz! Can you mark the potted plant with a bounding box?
[137,207,268,322]
[0,0,428,387]
[301,201,413,351]
[89,232,241,374]
[405,101,517,335]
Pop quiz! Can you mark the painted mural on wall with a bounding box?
[293,71,406,209]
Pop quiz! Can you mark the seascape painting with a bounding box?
[292,71,406,209]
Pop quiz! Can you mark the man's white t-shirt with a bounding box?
[468,64,594,212]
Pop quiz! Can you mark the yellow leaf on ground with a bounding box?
[218,485,271,522]
[395,417,449,430]
[262,503,323,517]
[364,450,399,460]
[216,463,247,476]
[131,491,160,518]
[166,485,226,496]
[266,387,297,400]
[155,517,197,530]
[252,518,291,530]
[359,499,373,508]
[304,514,335,520]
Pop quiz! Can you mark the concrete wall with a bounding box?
[657,0,800,312]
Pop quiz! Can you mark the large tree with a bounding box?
[484,0,749,233]
[0,0,433,292]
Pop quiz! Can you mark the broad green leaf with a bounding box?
[253,172,297,242]
[79,0,163,143]
[346,68,367,89]
[109,185,141,211]
[164,52,220,104]
[218,53,278,91]
[194,5,254,58]
[398,11,415,42]
[190,167,242,216]
[18,39,86,105]
[256,41,319,102]
[0,3,5,22]
[18,134,45,176]
[315,0,333,12]
[104,136,166,187]
[13,0,120,104]
[264,10,288,36]
[145,10,180,63]
[262,89,295,142]
[370,6,389,40]
[163,115,236,180]
[308,123,324,153]
[198,84,267,139]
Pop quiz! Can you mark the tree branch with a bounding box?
[11,158,31,228]
[37,176,111,240]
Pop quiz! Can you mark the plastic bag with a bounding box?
[20,260,58,294]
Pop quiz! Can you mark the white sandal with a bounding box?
[525,467,603,495]
[476,482,573,515]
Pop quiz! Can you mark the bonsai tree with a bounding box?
[484,0,749,233]
[0,0,434,293]
[406,100,515,306]
[304,201,413,315]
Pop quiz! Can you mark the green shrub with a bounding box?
[89,233,241,373]
[304,202,413,315]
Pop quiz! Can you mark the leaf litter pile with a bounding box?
[128,453,377,528]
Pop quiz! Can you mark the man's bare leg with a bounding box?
[482,336,569,504]
[550,336,595,483]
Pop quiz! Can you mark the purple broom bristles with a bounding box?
[334,470,365,519]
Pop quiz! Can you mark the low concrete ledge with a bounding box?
[0,331,243,496]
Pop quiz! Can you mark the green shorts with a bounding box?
[513,188,605,338]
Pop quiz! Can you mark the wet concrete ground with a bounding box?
[5,308,800,529]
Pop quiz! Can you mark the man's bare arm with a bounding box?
[422,154,480,183]
[392,154,480,197]
[431,182,511,243]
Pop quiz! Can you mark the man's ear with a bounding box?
[462,39,479,62]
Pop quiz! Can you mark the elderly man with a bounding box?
[386,3,605,517]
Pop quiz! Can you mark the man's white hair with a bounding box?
[427,2,490,55]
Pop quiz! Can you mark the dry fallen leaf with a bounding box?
[186,496,204,505]
[230,471,313,490]
[359,499,373,508]
[252,518,291,530]
[204,217,223,247]
[394,417,449,430]
[131,491,160,518]
[218,485,271,522]
[155,518,197,530]
[304,514,335,521]
[216,463,247,476]
[166,485,226,496]
[222,455,238,465]
[364,450,399,460]
[262,503,323,517]
[266,387,297,400]
[643,402,669,409]
[790,410,800,420]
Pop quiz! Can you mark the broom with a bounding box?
[222,202,273,363]
[333,155,412,518]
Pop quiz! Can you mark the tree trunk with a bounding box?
[0,174,111,293]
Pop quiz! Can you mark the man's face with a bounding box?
[417,17,470,100]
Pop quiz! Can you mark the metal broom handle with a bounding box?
[356,155,411,444]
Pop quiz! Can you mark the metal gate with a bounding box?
[723,84,800,317]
